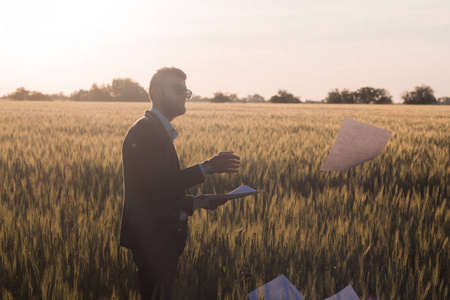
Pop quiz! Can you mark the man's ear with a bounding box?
[150,86,162,102]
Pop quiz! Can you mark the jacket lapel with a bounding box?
[145,111,181,171]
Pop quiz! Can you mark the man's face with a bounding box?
[159,75,189,120]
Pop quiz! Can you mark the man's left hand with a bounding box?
[204,151,240,174]
[203,198,228,211]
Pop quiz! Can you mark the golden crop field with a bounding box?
[0,100,448,299]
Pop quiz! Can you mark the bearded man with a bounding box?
[120,67,240,299]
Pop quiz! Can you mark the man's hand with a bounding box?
[203,198,228,211]
[192,196,228,211]
[204,151,240,174]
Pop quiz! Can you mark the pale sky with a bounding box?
[1,0,449,103]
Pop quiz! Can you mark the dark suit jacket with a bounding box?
[120,111,205,256]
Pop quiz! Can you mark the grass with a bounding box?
[0,101,448,299]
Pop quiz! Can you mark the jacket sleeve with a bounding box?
[123,119,205,198]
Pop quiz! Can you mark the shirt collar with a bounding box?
[148,107,179,142]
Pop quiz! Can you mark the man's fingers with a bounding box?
[221,158,240,164]
[219,151,234,155]
[218,152,240,160]
[222,154,240,160]
[213,159,240,169]
[219,161,241,167]
[208,199,228,210]
[208,152,241,174]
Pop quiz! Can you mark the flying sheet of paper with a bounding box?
[323,285,360,300]
[321,118,392,171]
[248,274,305,300]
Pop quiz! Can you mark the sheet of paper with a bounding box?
[193,185,262,209]
[195,185,261,201]
[228,185,259,195]
[323,285,360,300]
[248,274,305,300]
[321,118,392,171]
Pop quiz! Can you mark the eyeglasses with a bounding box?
[161,85,192,99]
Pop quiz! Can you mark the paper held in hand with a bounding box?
[193,185,262,209]
[320,118,392,172]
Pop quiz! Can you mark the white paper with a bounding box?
[195,185,261,201]
[248,274,305,300]
[193,185,262,209]
[323,285,360,300]
[321,118,392,171]
[228,185,258,195]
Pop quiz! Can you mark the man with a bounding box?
[120,67,240,299]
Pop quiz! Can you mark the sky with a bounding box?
[1,0,449,103]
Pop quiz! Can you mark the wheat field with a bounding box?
[0,101,448,299]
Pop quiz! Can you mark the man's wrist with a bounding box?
[202,161,213,175]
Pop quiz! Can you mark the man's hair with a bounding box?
[149,67,187,101]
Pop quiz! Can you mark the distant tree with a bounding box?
[1,87,52,100]
[326,87,391,104]
[341,89,355,103]
[247,94,265,102]
[190,95,201,101]
[70,89,89,101]
[211,92,232,103]
[49,92,69,100]
[27,91,52,101]
[374,90,393,104]
[437,96,450,105]
[87,83,113,101]
[325,89,343,103]
[190,95,210,102]
[269,90,300,103]
[69,79,148,102]
[7,87,29,100]
[402,85,437,104]
[111,78,149,102]
[228,93,239,102]
[354,87,393,104]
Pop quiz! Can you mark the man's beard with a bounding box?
[161,93,186,119]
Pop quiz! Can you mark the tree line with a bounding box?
[324,85,449,105]
[1,79,149,102]
[2,79,449,105]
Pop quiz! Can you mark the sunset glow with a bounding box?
[1,0,449,102]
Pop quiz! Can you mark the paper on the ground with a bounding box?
[248,274,305,300]
[193,185,262,209]
[323,285,360,300]
[320,118,392,171]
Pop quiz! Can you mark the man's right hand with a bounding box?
[192,195,229,210]
[204,151,240,174]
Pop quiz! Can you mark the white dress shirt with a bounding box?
[148,107,207,220]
